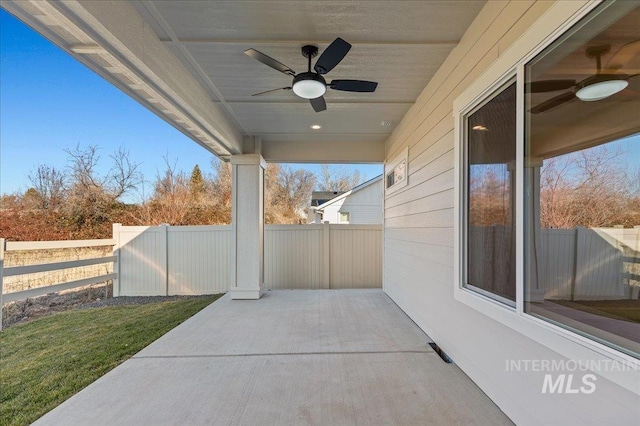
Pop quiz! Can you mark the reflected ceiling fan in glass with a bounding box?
[529,42,639,114]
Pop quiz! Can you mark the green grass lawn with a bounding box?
[0,295,222,426]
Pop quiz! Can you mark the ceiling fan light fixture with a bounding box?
[293,79,326,99]
[245,39,378,112]
[575,77,628,101]
[292,72,327,99]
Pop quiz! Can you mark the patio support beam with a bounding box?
[261,139,385,163]
[230,153,266,299]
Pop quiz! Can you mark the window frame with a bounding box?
[385,147,408,194]
[339,211,350,223]
[461,78,517,307]
[452,0,640,380]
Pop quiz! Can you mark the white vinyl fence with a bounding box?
[114,223,382,296]
[469,225,640,301]
[114,224,231,296]
[541,227,640,300]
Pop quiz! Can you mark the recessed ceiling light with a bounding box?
[310,124,322,130]
[472,125,488,131]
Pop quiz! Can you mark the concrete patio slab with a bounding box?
[34,290,512,425]
[137,289,433,357]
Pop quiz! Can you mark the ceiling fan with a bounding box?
[529,42,639,114]
[244,38,378,112]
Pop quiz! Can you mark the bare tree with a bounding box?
[108,146,142,199]
[317,164,363,192]
[62,144,142,230]
[466,144,640,230]
[137,155,193,225]
[540,145,634,228]
[64,144,141,202]
[134,156,231,225]
[279,166,316,211]
[265,165,316,223]
[65,144,102,192]
[153,155,183,197]
[27,164,66,209]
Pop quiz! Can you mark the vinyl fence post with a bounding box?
[112,223,121,298]
[0,238,6,331]
[634,227,640,300]
[163,224,170,296]
[571,227,585,301]
[323,221,330,289]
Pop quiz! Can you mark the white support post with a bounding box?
[230,154,266,299]
[112,223,121,297]
[0,238,5,330]
[524,157,545,302]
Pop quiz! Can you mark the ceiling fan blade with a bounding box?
[310,96,327,112]
[251,87,292,97]
[527,79,576,93]
[329,79,378,92]
[244,49,296,76]
[530,91,576,114]
[314,38,351,75]
[606,39,640,70]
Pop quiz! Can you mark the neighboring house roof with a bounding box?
[310,191,346,207]
[315,175,383,212]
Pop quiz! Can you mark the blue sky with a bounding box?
[0,9,382,202]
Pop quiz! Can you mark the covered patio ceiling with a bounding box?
[2,0,486,163]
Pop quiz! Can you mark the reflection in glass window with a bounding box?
[525,1,640,358]
[465,82,516,304]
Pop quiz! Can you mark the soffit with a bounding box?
[132,0,487,160]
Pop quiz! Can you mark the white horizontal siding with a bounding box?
[320,179,383,224]
[350,206,382,224]
[321,203,343,224]
[385,227,454,248]
[382,1,638,424]
[384,167,454,210]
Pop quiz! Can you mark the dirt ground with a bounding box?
[1,284,212,329]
